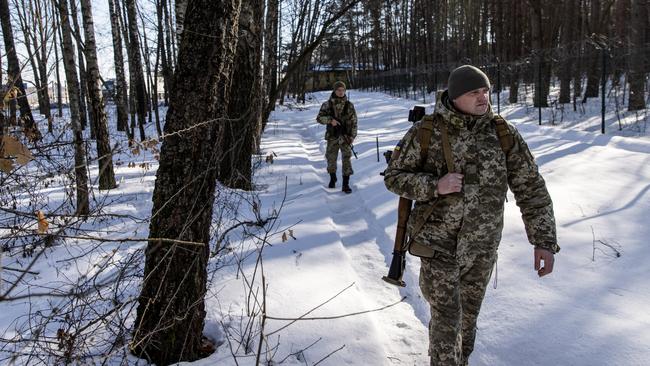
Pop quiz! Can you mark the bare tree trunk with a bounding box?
[117,0,136,138]
[15,0,45,117]
[108,0,129,134]
[152,0,163,136]
[139,11,154,126]
[57,0,89,215]
[0,0,41,140]
[131,0,241,364]
[69,0,90,134]
[80,0,116,190]
[163,0,176,75]
[559,0,577,103]
[584,0,602,100]
[14,0,52,120]
[53,0,63,117]
[261,0,278,134]
[530,1,548,107]
[628,0,648,110]
[35,0,52,123]
[126,0,147,141]
[175,0,188,45]
[156,0,172,107]
[221,0,263,190]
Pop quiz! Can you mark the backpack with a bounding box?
[417,113,514,169]
[407,113,514,258]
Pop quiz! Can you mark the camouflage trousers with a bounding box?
[325,137,354,176]
[419,250,497,366]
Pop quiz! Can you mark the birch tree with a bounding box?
[56,0,89,215]
[80,0,116,190]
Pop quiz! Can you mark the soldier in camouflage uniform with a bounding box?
[316,81,358,193]
[384,65,560,366]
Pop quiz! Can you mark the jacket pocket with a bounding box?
[407,204,458,257]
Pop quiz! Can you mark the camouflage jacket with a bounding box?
[384,91,559,260]
[316,93,358,140]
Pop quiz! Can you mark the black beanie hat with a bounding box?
[333,80,346,90]
[447,65,491,100]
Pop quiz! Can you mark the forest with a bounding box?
[1,0,649,365]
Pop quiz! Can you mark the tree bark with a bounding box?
[108,0,129,133]
[262,0,278,127]
[131,0,241,364]
[52,0,63,117]
[57,0,89,215]
[221,0,263,190]
[559,0,577,104]
[69,0,90,134]
[529,0,548,107]
[628,0,648,110]
[156,0,172,107]
[80,0,117,190]
[0,0,41,140]
[584,0,603,100]
[175,0,188,45]
[14,0,52,120]
[125,0,147,141]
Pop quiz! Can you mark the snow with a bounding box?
[1,88,650,365]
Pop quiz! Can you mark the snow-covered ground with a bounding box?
[1,89,649,365]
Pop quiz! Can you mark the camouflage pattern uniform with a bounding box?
[316,92,358,176]
[384,91,560,366]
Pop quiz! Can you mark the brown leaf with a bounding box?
[1,135,22,155]
[3,86,19,104]
[0,158,14,173]
[288,229,296,240]
[37,210,49,234]
[281,232,288,242]
[1,135,32,166]
[142,139,158,149]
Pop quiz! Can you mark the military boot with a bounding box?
[328,173,337,188]
[342,175,352,194]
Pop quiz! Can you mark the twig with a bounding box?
[266,283,355,336]
[1,267,39,275]
[312,344,346,366]
[266,296,407,322]
[277,338,322,364]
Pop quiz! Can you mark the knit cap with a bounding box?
[333,80,346,90]
[447,65,490,100]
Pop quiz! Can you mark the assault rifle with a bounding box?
[381,105,426,287]
[333,119,358,159]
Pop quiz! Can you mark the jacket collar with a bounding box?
[330,92,347,104]
[435,90,494,130]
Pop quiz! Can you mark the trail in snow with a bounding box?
[242,90,650,366]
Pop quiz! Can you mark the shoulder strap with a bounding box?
[418,115,435,168]
[418,114,454,173]
[493,115,514,155]
[439,120,455,173]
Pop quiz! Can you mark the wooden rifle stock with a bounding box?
[382,197,412,287]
